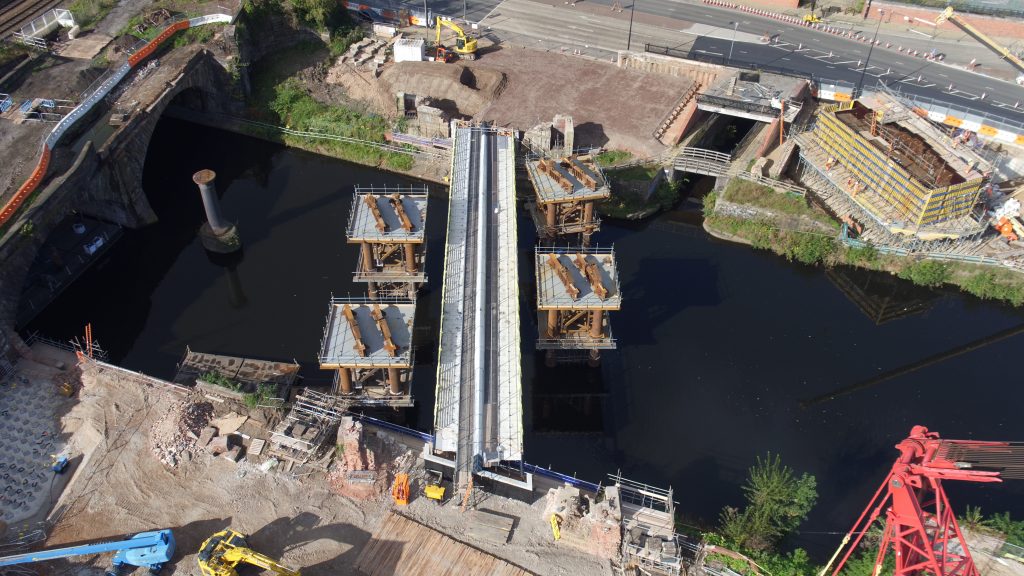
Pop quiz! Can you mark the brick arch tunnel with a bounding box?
[0,49,237,359]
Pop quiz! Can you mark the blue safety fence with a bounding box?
[349,412,603,492]
[348,412,435,443]
[522,463,601,492]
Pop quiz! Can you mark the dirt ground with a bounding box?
[323,33,691,157]
[39,361,610,576]
[468,46,691,156]
[465,44,691,156]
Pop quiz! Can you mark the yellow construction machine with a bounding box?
[197,529,301,576]
[435,18,478,61]
[803,13,822,23]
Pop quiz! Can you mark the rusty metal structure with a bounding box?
[526,155,609,246]
[535,246,621,363]
[346,185,428,299]
[318,297,416,407]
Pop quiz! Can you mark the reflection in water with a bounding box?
[826,265,937,325]
[24,118,1024,556]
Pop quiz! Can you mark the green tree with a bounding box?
[959,505,988,532]
[718,452,818,552]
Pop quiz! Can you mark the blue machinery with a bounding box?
[0,529,175,575]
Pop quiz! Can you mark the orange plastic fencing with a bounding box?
[128,20,189,67]
[0,18,193,229]
[0,145,51,228]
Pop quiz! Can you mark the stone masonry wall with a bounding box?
[0,50,236,355]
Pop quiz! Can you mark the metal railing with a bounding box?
[696,93,777,118]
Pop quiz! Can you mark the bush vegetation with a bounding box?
[69,0,119,31]
[262,78,412,170]
[201,371,241,391]
[593,149,633,167]
[243,383,278,408]
[898,260,950,287]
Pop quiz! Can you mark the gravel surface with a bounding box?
[44,368,611,576]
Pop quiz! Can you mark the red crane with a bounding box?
[823,425,1024,576]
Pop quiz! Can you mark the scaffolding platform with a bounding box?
[318,298,415,368]
[526,157,610,203]
[346,185,428,243]
[346,185,429,298]
[798,97,990,238]
[526,155,608,244]
[318,297,416,407]
[536,247,621,310]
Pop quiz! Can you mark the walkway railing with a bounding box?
[0,9,236,231]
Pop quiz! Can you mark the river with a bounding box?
[26,118,1024,554]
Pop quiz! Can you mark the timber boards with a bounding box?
[354,512,534,576]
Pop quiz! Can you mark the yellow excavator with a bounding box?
[936,6,1024,75]
[197,529,301,576]
[435,18,478,62]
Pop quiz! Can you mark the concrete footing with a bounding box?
[198,222,241,253]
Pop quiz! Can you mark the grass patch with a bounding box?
[706,213,839,265]
[172,24,221,48]
[0,44,29,72]
[69,0,119,31]
[605,164,659,182]
[243,383,278,408]
[721,179,832,224]
[257,77,413,170]
[593,149,633,167]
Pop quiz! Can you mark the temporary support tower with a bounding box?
[535,246,621,363]
[525,155,609,247]
[318,297,416,407]
[346,185,429,299]
[825,425,1024,576]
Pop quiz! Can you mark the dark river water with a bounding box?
[26,118,1024,555]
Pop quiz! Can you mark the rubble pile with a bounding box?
[148,395,214,467]
[543,484,622,559]
[327,417,387,500]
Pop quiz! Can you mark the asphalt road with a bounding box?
[467,0,1024,128]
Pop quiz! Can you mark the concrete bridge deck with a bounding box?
[434,125,522,486]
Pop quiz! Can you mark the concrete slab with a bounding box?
[57,34,113,60]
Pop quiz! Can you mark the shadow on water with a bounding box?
[23,117,1024,559]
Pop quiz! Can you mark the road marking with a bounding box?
[695,49,723,56]
[938,73,948,78]
[835,60,858,65]
[568,25,595,32]
[781,57,791,60]
[826,65,836,68]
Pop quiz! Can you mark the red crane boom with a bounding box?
[825,425,1024,576]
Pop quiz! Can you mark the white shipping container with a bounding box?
[394,38,425,63]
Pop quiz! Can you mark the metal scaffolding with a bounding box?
[525,155,610,246]
[345,184,429,299]
[535,246,621,354]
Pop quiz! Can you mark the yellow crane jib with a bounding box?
[936,6,1024,73]
[435,18,478,60]
[197,529,301,576]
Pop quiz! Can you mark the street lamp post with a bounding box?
[626,0,637,51]
[728,21,738,63]
[856,9,884,98]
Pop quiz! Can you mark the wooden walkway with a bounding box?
[354,513,534,576]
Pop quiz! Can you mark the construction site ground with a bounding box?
[324,33,694,157]
[30,346,608,576]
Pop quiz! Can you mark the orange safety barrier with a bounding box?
[1,18,196,229]
[0,145,51,228]
[128,20,190,67]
